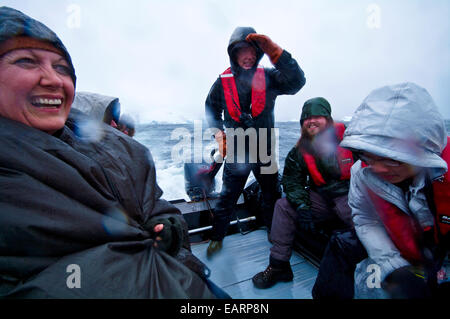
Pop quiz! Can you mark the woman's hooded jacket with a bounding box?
[340,82,448,298]
[0,6,215,298]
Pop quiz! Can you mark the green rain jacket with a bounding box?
[282,141,351,211]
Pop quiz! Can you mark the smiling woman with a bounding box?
[0,48,75,134]
[0,6,224,299]
[0,18,76,134]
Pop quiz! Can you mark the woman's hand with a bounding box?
[152,223,165,247]
[146,217,184,256]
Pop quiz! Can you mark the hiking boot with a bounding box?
[206,240,223,258]
[252,264,293,289]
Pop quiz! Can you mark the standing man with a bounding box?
[205,27,305,257]
[253,97,354,288]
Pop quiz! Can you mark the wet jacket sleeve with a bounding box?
[349,162,410,281]
[138,149,190,251]
[205,78,225,132]
[282,147,311,210]
[267,50,306,95]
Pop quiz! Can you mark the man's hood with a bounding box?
[341,82,447,172]
[71,91,120,124]
[227,26,264,73]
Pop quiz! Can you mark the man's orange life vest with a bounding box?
[220,66,266,123]
[300,122,354,186]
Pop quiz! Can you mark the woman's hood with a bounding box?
[0,6,76,85]
[341,82,447,171]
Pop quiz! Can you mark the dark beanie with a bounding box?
[300,97,332,125]
[0,6,76,87]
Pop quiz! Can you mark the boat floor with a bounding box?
[190,229,318,299]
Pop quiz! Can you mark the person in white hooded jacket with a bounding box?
[340,82,449,298]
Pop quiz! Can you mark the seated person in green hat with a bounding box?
[252,97,355,289]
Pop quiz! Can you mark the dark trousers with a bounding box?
[211,161,280,241]
[270,192,352,262]
[312,229,367,299]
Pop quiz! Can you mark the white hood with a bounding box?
[71,91,120,123]
[341,82,447,172]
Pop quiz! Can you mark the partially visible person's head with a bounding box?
[235,44,256,70]
[300,97,333,139]
[341,82,448,183]
[117,114,135,137]
[71,92,120,128]
[227,26,263,72]
[357,151,418,184]
[0,7,76,134]
[103,99,121,125]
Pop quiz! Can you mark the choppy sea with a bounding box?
[135,120,450,201]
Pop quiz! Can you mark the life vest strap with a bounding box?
[301,123,354,186]
[220,67,266,123]
[364,136,450,254]
[432,136,450,238]
[367,188,423,262]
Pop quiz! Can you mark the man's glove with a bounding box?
[145,217,184,256]
[296,206,316,233]
[214,130,227,158]
[246,33,283,64]
[382,266,432,299]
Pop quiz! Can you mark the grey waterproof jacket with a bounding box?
[341,82,448,298]
[71,91,120,124]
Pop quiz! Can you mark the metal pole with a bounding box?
[188,216,256,235]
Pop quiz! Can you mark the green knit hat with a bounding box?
[300,97,332,125]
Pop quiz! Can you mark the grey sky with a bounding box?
[4,0,450,123]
